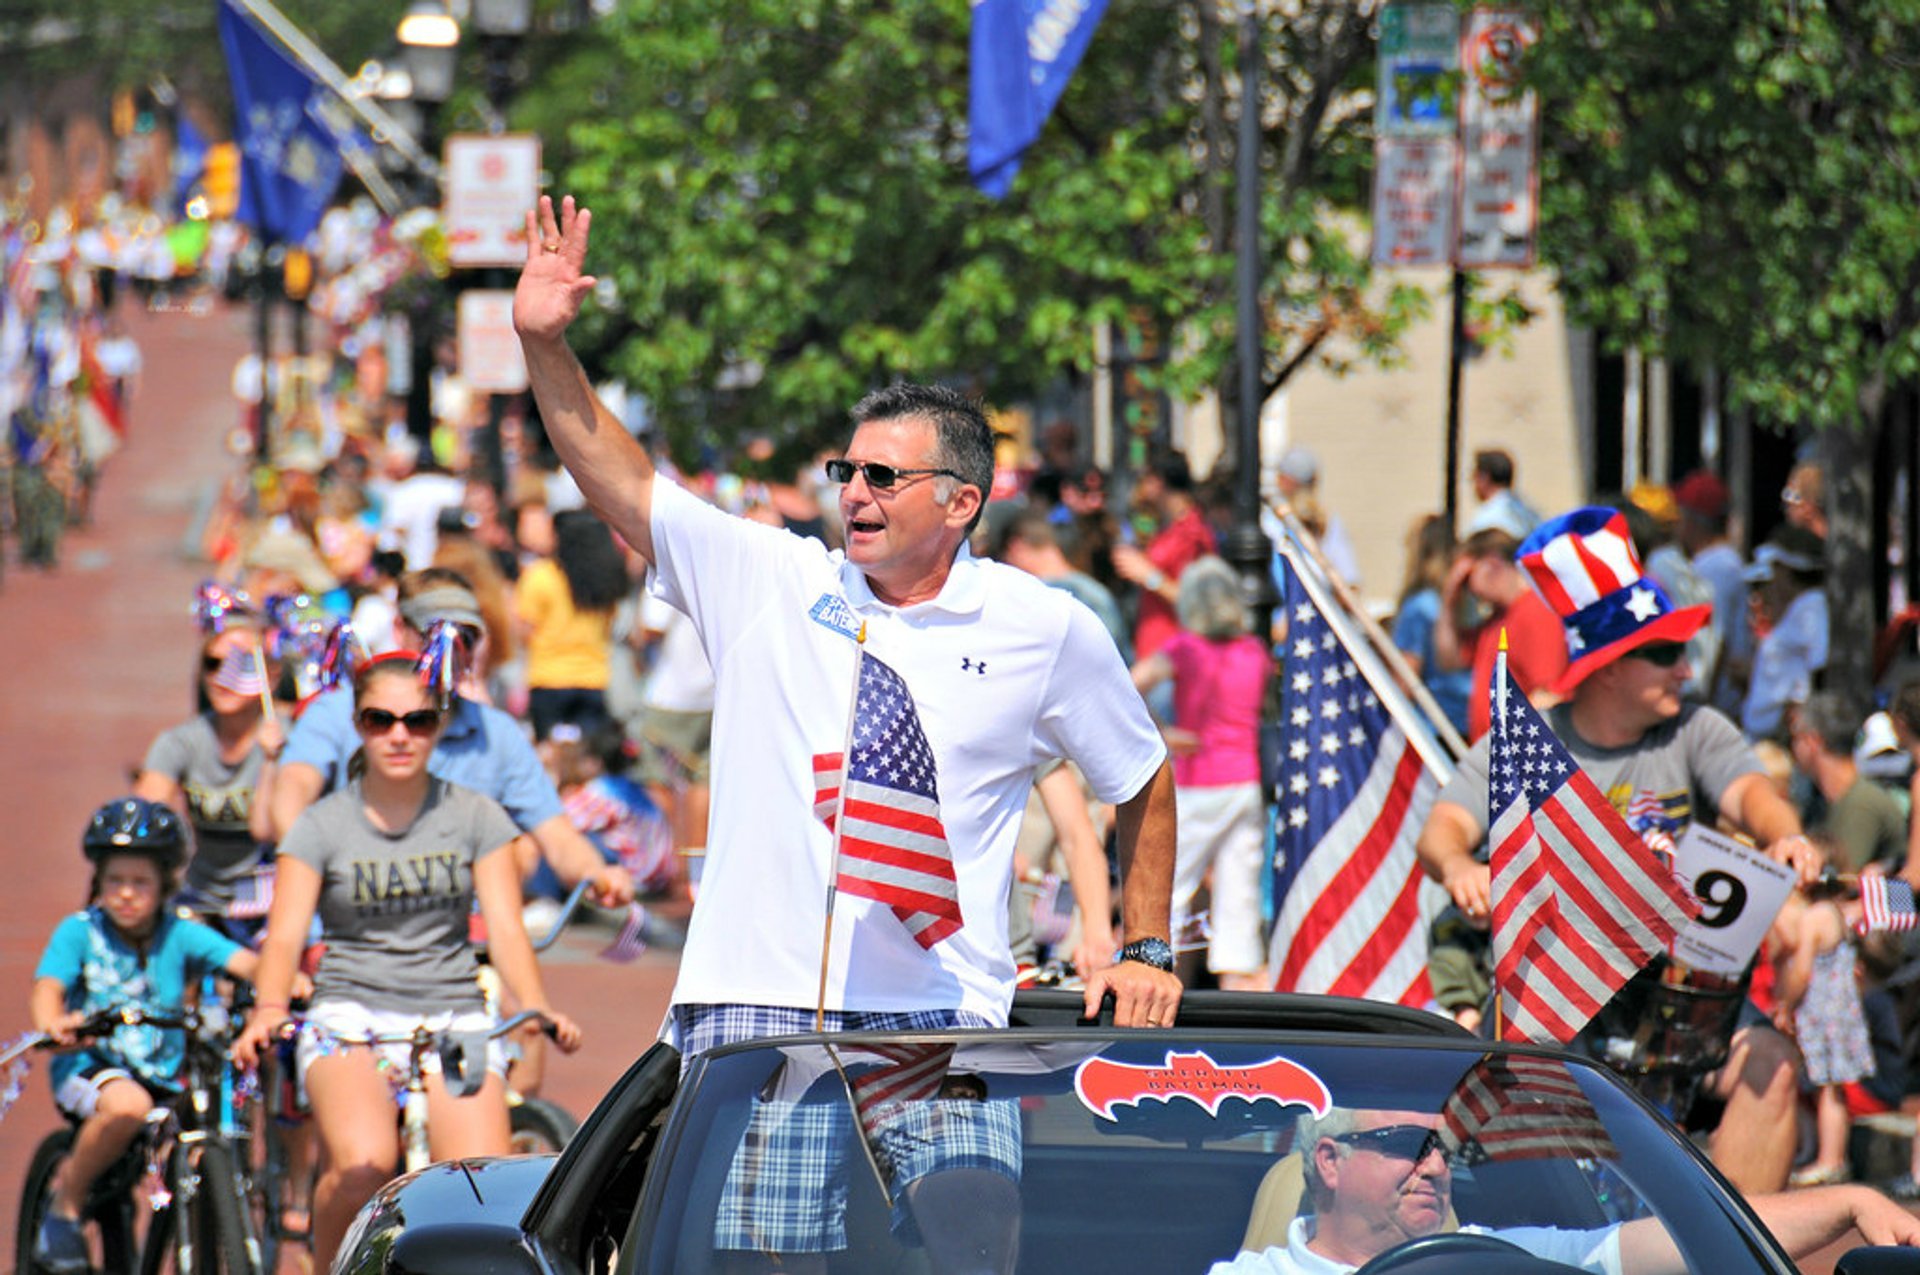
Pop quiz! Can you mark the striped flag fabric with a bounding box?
[598,904,650,963]
[1488,658,1698,1044]
[1439,1054,1617,1165]
[226,864,276,920]
[1268,569,1438,1005]
[1858,875,1919,936]
[813,653,962,949]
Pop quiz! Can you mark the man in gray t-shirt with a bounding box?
[279,777,520,1013]
[1414,505,1819,1197]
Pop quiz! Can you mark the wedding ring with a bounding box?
[542,241,562,253]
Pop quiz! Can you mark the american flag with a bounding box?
[1439,1054,1617,1165]
[813,652,962,949]
[598,903,650,963]
[1488,657,1697,1044]
[1268,570,1438,1005]
[1858,876,1919,935]
[226,864,276,920]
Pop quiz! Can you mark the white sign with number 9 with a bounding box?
[1670,824,1798,977]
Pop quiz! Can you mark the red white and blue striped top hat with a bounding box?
[1517,507,1711,695]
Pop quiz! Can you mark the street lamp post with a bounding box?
[1224,2,1278,639]
[471,0,532,498]
[396,0,460,451]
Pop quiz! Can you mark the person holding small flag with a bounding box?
[515,195,1180,1052]
[1414,507,1821,1195]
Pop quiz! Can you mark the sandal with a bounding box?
[278,1205,312,1241]
[1787,1162,1852,1188]
[1887,1173,1920,1201]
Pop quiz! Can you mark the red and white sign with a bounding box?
[1456,10,1539,269]
[456,290,528,393]
[1371,136,1457,268]
[443,134,541,268]
[1073,1050,1332,1122]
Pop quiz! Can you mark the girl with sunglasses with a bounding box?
[133,620,286,922]
[233,653,582,1272]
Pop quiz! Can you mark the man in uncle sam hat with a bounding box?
[1413,506,1823,1195]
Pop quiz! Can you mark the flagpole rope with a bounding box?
[1271,510,1460,778]
[818,623,869,1032]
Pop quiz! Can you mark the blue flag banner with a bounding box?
[217,0,347,243]
[968,0,1109,198]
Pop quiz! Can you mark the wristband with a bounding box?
[1144,569,1167,593]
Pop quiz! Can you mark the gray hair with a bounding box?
[851,383,995,534]
[1175,556,1251,639]
[1295,1107,1362,1208]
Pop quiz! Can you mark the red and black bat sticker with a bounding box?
[1073,1050,1333,1122]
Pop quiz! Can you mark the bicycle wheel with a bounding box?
[507,1096,579,1155]
[16,1129,72,1275]
[193,1141,257,1275]
[16,1128,140,1275]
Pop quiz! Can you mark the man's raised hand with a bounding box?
[514,194,598,344]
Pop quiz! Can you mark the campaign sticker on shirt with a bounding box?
[808,593,862,642]
[1074,1049,1332,1122]
[1670,823,1796,976]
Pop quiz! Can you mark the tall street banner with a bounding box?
[218,0,349,244]
[1456,8,1539,269]
[969,0,1109,199]
[1370,4,1459,268]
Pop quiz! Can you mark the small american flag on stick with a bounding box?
[813,652,961,949]
[1858,876,1919,936]
[598,904,649,963]
[226,865,276,920]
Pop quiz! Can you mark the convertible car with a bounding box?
[335,991,1914,1275]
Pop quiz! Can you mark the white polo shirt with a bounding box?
[650,475,1167,1022]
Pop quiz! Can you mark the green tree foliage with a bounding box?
[1531,1,1920,430]
[522,0,1427,457]
[1528,1,1920,698]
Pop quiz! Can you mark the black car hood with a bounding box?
[337,1156,557,1275]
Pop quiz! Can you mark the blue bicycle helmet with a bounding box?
[82,798,186,872]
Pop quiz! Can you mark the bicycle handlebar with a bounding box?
[529,880,595,954]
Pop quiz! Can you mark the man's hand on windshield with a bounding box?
[1084,959,1182,1029]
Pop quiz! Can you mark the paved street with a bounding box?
[0,299,679,1269]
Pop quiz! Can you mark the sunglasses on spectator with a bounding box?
[1331,1124,1449,1162]
[356,708,443,735]
[1627,643,1688,668]
[202,654,225,673]
[824,459,962,491]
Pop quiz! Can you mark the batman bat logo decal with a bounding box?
[1074,1050,1333,1122]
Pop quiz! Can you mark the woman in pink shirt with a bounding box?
[1132,557,1272,989]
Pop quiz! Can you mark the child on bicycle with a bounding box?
[234,652,582,1273]
[28,798,263,1275]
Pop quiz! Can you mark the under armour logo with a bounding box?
[960,657,987,676]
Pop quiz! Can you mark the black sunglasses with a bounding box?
[356,707,443,735]
[1331,1124,1449,1162]
[824,459,962,491]
[1627,642,1688,668]
[201,654,225,673]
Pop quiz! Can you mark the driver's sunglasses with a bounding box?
[1627,642,1688,668]
[824,459,961,491]
[1331,1124,1449,1162]
[356,707,443,736]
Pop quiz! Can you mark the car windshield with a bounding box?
[630,1034,1786,1275]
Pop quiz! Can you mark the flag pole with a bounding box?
[1272,516,1458,779]
[1492,628,1508,1043]
[817,623,868,1032]
[252,645,276,721]
[1269,498,1470,761]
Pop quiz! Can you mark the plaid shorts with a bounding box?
[669,1004,1018,1254]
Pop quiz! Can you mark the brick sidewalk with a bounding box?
[0,299,679,1267]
